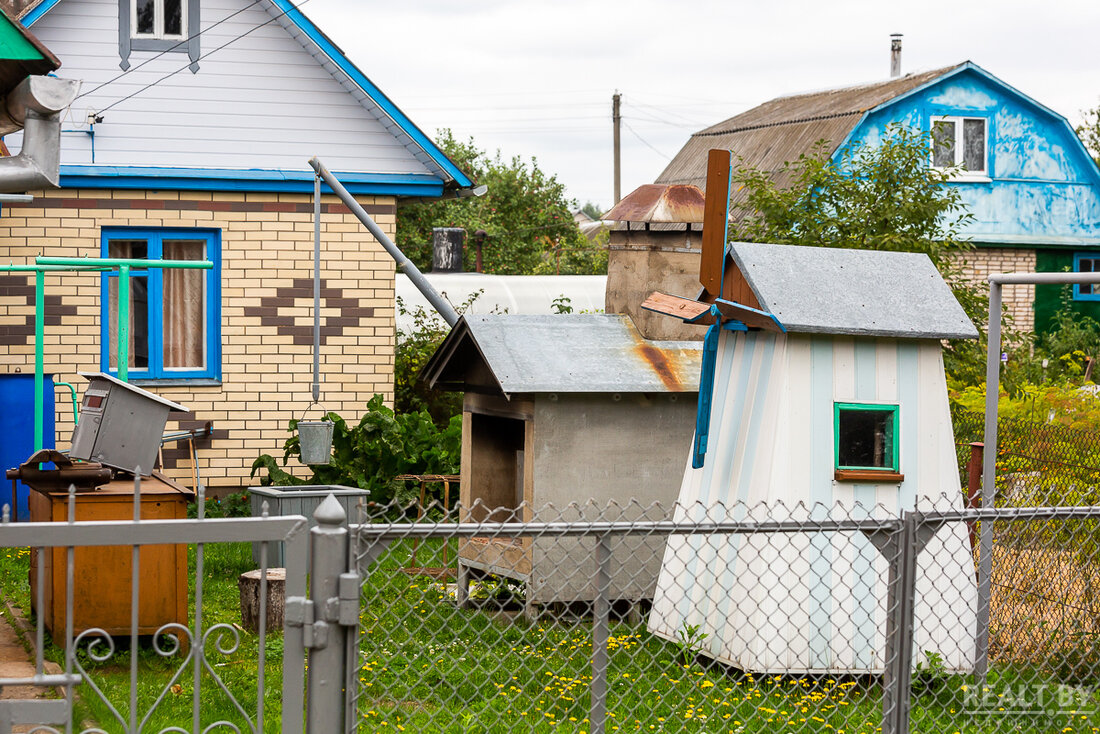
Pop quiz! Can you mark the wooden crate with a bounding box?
[28,474,193,639]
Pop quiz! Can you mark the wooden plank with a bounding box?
[713,298,785,332]
[640,291,711,322]
[833,469,905,483]
[699,149,732,295]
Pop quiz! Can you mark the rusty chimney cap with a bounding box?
[603,184,705,224]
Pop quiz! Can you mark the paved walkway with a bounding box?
[0,600,64,733]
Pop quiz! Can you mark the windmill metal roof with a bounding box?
[729,242,978,340]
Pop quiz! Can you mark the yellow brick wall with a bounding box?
[949,247,1037,334]
[0,188,396,490]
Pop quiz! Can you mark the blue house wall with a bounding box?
[837,63,1100,330]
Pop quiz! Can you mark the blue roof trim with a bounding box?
[58,165,444,195]
[266,0,472,189]
[21,0,61,26]
[26,0,473,193]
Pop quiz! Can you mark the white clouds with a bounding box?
[302,0,1100,208]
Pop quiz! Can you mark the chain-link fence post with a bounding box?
[590,532,612,734]
[305,495,350,733]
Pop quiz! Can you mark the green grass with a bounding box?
[1,540,1098,733]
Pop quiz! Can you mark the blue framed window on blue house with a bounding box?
[100,228,220,380]
[1074,253,1100,301]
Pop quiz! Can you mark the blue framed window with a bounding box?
[100,228,220,380]
[1074,253,1100,301]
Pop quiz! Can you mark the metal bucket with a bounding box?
[297,420,334,465]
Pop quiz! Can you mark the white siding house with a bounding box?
[0,0,471,490]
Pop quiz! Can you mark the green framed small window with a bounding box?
[834,403,899,473]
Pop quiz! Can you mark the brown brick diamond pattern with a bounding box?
[0,275,80,346]
[242,278,375,346]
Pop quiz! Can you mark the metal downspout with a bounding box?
[307,157,461,327]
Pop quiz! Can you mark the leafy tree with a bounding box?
[397,130,605,275]
[730,123,992,384]
[580,201,606,220]
[1078,104,1100,166]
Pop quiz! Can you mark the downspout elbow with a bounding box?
[0,76,79,191]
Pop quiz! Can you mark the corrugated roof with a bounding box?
[604,184,705,224]
[729,242,978,340]
[655,65,963,209]
[422,314,702,396]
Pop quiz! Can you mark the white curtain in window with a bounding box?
[162,240,205,369]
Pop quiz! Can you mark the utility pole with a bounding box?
[612,91,621,204]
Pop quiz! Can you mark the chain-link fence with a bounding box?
[954,408,1100,709]
[344,498,1100,733]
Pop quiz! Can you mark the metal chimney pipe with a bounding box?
[432,227,465,273]
[890,34,903,78]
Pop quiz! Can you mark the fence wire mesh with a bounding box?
[348,497,1084,734]
[952,408,1100,732]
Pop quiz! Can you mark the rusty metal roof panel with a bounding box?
[427,314,701,395]
[656,65,962,193]
[604,184,706,223]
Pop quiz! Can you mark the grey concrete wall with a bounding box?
[528,393,697,603]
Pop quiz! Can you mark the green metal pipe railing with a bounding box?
[1,257,213,453]
[55,381,78,425]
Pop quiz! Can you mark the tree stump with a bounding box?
[238,568,286,633]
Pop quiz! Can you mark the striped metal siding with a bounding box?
[14,0,434,175]
[648,331,977,674]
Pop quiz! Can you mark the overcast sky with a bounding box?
[303,0,1100,212]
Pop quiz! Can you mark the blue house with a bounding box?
[657,62,1100,333]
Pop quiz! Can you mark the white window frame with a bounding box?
[931,116,989,179]
[131,0,187,40]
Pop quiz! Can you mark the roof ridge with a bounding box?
[694,109,863,138]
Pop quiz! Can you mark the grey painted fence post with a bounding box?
[590,533,612,734]
[306,495,350,733]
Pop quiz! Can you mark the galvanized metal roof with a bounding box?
[422,314,702,396]
[729,242,978,340]
[654,65,963,219]
[79,371,190,412]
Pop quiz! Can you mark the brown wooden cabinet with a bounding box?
[29,474,193,639]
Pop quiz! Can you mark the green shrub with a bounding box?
[250,395,461,510]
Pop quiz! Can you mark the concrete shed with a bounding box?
[644,241,980,674]
[422,313,700,615]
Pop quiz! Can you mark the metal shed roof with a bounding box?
[729,242,978,340]
[422,314,702,397]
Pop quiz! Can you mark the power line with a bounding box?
[622,121,672,160]
[76,0,269,101]
[94,0,317,116]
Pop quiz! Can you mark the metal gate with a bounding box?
[0,476,309,734]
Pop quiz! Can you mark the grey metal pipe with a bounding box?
[990,272,1100,285]
[313,172,321,403]
[308,156,461,326]
[0,76,79,190]
[975,280,1001,681]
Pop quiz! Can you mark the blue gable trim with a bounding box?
[21,0,60,26]
[264,0,471,190]
[59,165,444,196]
[26,0,472,192]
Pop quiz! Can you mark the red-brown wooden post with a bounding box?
[966,442,984,556]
